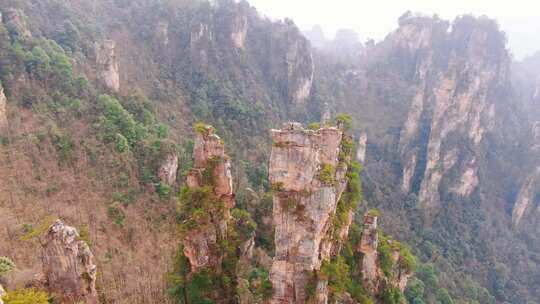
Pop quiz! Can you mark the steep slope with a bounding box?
[312,12,539,303]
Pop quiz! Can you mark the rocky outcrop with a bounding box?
[155,21,169,47]
[512,167,540,227]
[358,212,412,295]
[0,84,7,134]
[42,220,97,304]
[231,15,248,49]
[287,37,314,104]
[356,131,367,163]
[358,213,379,293]
[396,14,509,220]
[0,284,5,304]
[95,40,120,92]
[269,122,349,303]
[183,125,234,272]
[157,152,178,186]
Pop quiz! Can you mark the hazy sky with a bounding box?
[247,0,540,60]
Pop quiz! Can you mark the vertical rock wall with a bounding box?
[183,125,234,272]
[395,14,510,220]
[42,220,97,304]
[269,122,349,303]
[357,213,379,293]
[0,84,7,134]
[95,40,120,92]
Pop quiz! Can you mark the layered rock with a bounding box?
[42,220,97,304]
[512,167,540,227]
[231,14,248,49]
[0,84,7,134]
[157,152,178,186]
[270,20,314,104]
[286,34,314,104]
[183,125,234,272]
[396,14,510,220]
[269,122,349,303]
[357,213,379,293]
[95,40,120,92]
[357,212,412,295]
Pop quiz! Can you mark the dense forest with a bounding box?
[0,1,538,304]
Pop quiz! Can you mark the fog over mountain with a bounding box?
[0,1,539,304]
[249,0,540,59]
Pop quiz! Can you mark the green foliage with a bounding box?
[248,268,273,301]
[155,181,171,200]
[51,128,76,165]
[177,186,221,231]
[231,208,257,240]
[320,256,351,298]
[20,215,57,241]
[380,283,406,304]
[308,122,321,130]
[366,208,380,217]
[98,95,145,146]
[202,156,221,186]
[318,163,336,185]
[0,256,15,275]
[115,133,129,153]
[405,277,425,303]
[1,289,50,304]
[335,113,353,130]
[436,288,454,304]
[398,244,417,273]
[416,263,439,290]
[377,235,394,278]
[107,202,126,228]
[194,122,213,135]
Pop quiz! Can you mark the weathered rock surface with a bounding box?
[0,84,7,134]
[42,220,97,304]
[356,131,367,163]
[358,213,379,293]
[231,14,248,49]
[157,152,178,186]
[269,122,348,303]
[183,126,234,272]
[286,35,314,104]
[0,284,5,304]
[95,40,120,92]
[358,212,412,295]
[512,167,540,227]
[396,14,509,220]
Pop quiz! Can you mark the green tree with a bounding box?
[436,288,454,304]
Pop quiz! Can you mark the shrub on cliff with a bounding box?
[1,289,49,304]
[0,256,15,275]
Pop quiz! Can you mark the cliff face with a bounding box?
[395,14,509,220]
[157,152,179,186]
[95,40,120,92]
[358,213,412,296]
[269,122,349,303]
[183,125,234,272]
[0,84,7,134]
[42,220,97,304]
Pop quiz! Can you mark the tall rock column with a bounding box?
[357,212,379,293]
[42,220,97,304]
[95,40,120,92]
[182,124,235,272]
[269,122,350,304]
[0,84,7,134]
